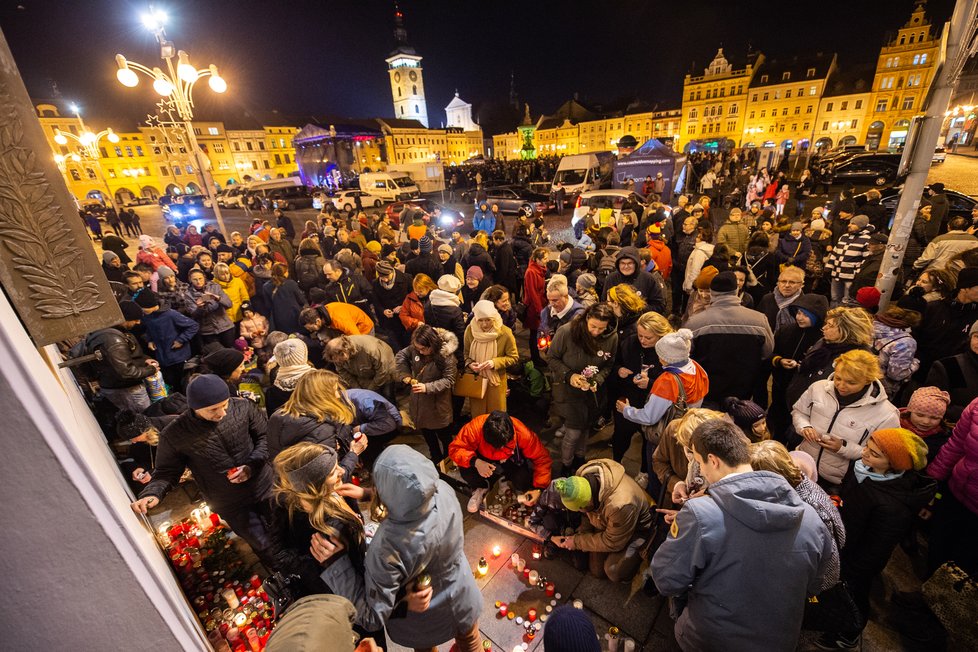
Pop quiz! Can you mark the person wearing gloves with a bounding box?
[793,349,901,490]
[462,300,519,416]
[131,374,279,568]
[449,411,552,513]
[817,428,936,650]
[314,445,484,652]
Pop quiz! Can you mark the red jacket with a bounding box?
[523,261,547,330]
[449,414,552,489]
[646,240,673,279]
[399,292,425,331]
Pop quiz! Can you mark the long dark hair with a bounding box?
[569,302,616,355]
[411,324,444,356]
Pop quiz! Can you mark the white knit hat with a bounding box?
[274,338,309,368]
[655,328,693,366]
[472,299,501,322]
[437,274,462,293]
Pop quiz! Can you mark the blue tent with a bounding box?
[612,139,686,203]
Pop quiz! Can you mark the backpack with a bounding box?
[573,216,586,241]
[295,256,323,291]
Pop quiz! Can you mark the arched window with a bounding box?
[909,34,915,44]
[412,85,417,95]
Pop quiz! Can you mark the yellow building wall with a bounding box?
[264,126,300,178]
[812,93,872,148]
[742,76,829,148]
[679,53,760,149]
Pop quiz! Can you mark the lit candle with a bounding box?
[222,588,239,609]
[511,553,520,568]
[531,543,542,560]
[527,608,537,622]
[498,603,508,617]
[513,647,522,652]
[515,616,523,625]
[540,614,548,623]
[507,611,515,620]
[522,567,530,580]
[554,593,562,600]
[572,599,583,609]
[545,581,555,596]
[528,570,539,585]
[477,556,489,576]
[516,557,525,572]
[623,639,636,652]
[546,605,552,613]
[233,612,248,627]
[492,544,502,558]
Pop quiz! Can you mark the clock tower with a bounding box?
[385,5,429,127]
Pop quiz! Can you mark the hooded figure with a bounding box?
[320,445,482,649]
[600,246,665,314]
[472,202,496,234]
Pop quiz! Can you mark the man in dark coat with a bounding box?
[322,259,376,319]
[102,233,131,265]
[600,246,665,314]
[859,189,889,234]
[372,261,414,348]
[851,233,889,295]
[914,266,978,379]
[491,231,521,297]
[131,374,280,568]
[275,208,296,242]
[461,240,496,282]
[404,235,442,281]
[925,183,949,241]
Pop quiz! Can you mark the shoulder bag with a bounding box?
[641,370,688,446]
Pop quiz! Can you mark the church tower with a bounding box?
[385,4,429,127]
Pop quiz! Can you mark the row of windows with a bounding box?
[822,120,859,130]
[758,68,818,84]
[750,86,818,103]
[686,120,744,135]
[884,53,930,67]
[688,105,741,119]
[687,85,746,101]
[823,100,864,112]
[748,105,814,119]
[875,96,917,112]
[879,73,924,90]
[897,31,929,46]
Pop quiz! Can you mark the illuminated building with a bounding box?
[386,7,428,128]
[679,48,764,151]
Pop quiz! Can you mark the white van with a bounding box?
[359,172,422,201]
[551,151,613,198]
[247,176,303,193]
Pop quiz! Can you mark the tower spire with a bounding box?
[393,1,408,47]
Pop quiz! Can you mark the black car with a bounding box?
[476,185,553,215]
[857,185,977,229]
[270,186,314,210]
[821,153,903,187]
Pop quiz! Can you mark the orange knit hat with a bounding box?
[871,428,928,472]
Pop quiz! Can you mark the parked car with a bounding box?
[933,147,947,164]
[268,186,314,210]
[124,197,153,207]
[818,152,903,187]
[383,199,465,231]
[570,189,646,228]
[219,186,250,209]
[331,190,385,212]
[856,185,977,230]
[159,195,201,223]
[478,185,553,215]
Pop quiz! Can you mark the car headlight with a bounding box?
[439,215,454,226]
[188,208,197,216]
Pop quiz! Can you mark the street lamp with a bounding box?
[115,13,229,234]
[53,106,124,215]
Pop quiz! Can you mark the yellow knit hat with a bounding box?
[871,428,928,472]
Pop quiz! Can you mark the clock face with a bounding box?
[393,72,401,82]
[409,70,418,82]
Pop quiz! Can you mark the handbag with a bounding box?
[802,581,862,633]
[453,371,488,399]
[641,370,688,444]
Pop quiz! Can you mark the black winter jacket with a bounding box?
[139,398,272,510]
[81,328,156,389]
[266,410,357,475]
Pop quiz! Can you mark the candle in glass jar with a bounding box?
[510,553,520,568]
[516,557,525,572]
[522,567,530,580]
[545,581,555,596]
[527,608,537,622]
[222,589,239,609]
[233,612,248,627]
[249,574,262,589]
[528,570,539,585]
[498,603,508,617]
[492,544,502,558]
[244,627,261,652]
[572,599,583,609]
[531,543,542,560]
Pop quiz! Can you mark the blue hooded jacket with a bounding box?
[472,202,496,233]
[142,308,199,367]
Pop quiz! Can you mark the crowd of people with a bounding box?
[71,151,978,651]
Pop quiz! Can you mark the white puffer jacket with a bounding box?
[792,377,900,485]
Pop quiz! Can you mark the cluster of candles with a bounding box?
[508,552,557,596]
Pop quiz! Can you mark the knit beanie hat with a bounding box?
[365,241,382,254]
[710,271,738,294]
[851,215,870,229]
[115,410,153,443]
[376,260,395,277]
[102,250,119,264]
[956,266,978,290]
[466,266,484,280]
[381,244,397,258]
[437,274,462,293]
[156,265,175,279]
[553,476,592,512]
[134,289,160,309]
[419,235,433,253]
[186,374,231,410]
[790,222,803,231]
[855,286,881,311]
[275,338,309,368]
[655,328,693,366]
[472,299,501,323]
[543,605,601,652]
[721,397,766,433]
[576,273,597,291]
[438,243,453,256]
[810,218,826,232]
[559,249,573,266]
[203,348,246,378]
[906,387,951,419]
[694,265,719,290]
[119,300,143,321]
[870,428,929,472]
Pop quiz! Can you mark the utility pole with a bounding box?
[876,0,978,307]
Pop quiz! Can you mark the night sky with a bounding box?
[0,0,958,134]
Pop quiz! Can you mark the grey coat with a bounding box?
[335,334,397,391]
[548,322,618,429]
[321,446,481,648]
[185,281,234,335]
[394,329,458,430]
[652,471,835,652]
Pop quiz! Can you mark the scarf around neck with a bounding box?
[469,327,501,386]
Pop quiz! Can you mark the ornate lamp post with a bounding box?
[52,105,122,214]
[115,10,229,234]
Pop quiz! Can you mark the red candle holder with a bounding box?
[498,603,508,617]
[523,567,530,580]
[209,513,221,527]
[528,608,537,622]
[532,543,543,560]
[545,582,556,596]
[249,574,262,589]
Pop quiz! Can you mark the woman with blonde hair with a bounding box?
[793,349,900,488]
[399,273,436,333]
[785,306,875,410]
[267,369,367,468]
[462,300,519,416]
[651,408,727,511]
[611,311,673,469]
[606,283,649,340]
[213,262,249,322]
